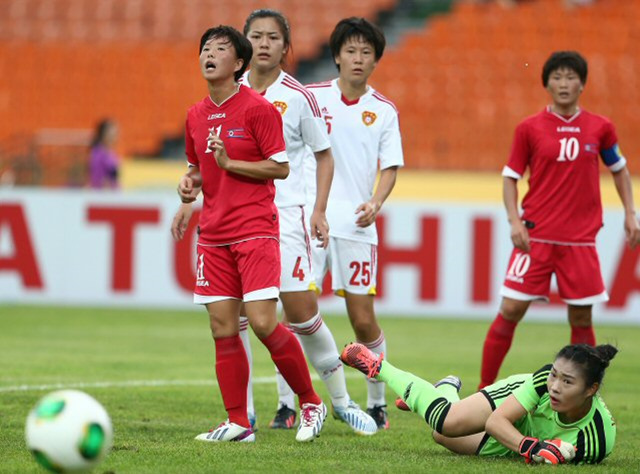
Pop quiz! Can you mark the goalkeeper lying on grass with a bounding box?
[341,342,617,464]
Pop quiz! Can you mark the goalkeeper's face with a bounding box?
[547,358,598,416]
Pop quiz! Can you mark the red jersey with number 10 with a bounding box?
[185,85,288,245]
[503,107,627,244]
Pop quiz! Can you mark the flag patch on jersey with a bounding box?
[272,101,288,115]
[362,111,377,126]
[584,143,598,154]
[226,128,246,139]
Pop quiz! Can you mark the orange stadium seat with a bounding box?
[0,0,398,164]
[370,0,640,172]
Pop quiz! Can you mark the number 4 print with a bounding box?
[205,125,222,153]
[557,137,579,162]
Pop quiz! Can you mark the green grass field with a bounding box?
[1,306,639,473]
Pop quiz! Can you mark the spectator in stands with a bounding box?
[89,119,120,189]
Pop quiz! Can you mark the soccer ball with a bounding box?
[25,390,113,473]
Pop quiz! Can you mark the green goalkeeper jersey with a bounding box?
[478,364,616,464]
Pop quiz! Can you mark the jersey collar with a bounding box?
[331,78,374,106]
[546,105,582,123]
[242,69,286,96]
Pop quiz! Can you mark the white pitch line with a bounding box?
[0,372,363,393]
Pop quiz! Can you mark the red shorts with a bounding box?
[194,237,281,304]
[500,240,608,304]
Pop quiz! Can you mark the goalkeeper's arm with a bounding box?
[485,395,575,464]
[484,394,529,453]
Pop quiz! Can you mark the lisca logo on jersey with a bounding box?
[196,254,210,287]
[208,113,226,120]
[272,101,288,115]
[362,111,377,126]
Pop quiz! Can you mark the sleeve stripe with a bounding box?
[573,430,585,464]
[532,364,552,396]
[372,92,398,113]
[593,410,608,464]
[282,77,322,117]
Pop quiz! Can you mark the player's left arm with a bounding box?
[209,131,289,180]
[310,147,334,247]
[611,166,640,249]
[212,104,290,180]
[356,166,398,228]
[356,109,403,228]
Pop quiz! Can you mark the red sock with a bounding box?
[260,323,321,407]
[214,335,249,427]
[479,314,518,390]
[571,325,596,346]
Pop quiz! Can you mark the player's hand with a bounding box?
[355,201,380,228]
[624,213,640,250]
[208,131,231,170]
[519,437,575,464]
[177,174,201,203]
[510,220,530,252]
[310,209,329,249]
[171,203,195,241]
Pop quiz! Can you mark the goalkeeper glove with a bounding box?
[519,437,575,464]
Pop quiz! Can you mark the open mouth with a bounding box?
[205,61,216,71]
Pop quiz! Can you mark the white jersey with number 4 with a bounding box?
[241,70,330,208]
[306,79,404,245]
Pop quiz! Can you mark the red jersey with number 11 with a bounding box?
[185,85,288,245]
[503,107,627,244]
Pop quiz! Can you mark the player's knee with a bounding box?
[500,299,528,322]
[248,316,277,339]
[432,430,446,446]
[568,305,592,326]
[350,317,376,338]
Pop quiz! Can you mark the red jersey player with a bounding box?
[176,25,326,443]
[478,51,640,390]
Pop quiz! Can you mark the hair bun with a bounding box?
[595,344,618,365]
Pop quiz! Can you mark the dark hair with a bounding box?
[555,344,618,387]
[91,119,116,148]
[542,51,588,87]
[329,17,386,70]
[199,25,253,81]
[243,9,292,64]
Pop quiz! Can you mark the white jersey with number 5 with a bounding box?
[306,79,404,244]
[241,70,330,208]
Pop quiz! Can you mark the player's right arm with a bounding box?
[484,394,528,453]
[503,177,529,252]
[502,121,531,252]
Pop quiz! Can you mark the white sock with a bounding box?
[289,313,349,409]
[275,366,296,409]
[238,316,255,418]
[362,331,386,408]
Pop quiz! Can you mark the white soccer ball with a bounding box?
[25,390,113,473]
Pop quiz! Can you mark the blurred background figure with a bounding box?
[89,119,120,189]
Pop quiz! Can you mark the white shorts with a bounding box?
[279,206,316,292]
[315,236,378,297]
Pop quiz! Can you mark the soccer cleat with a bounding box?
[339,343,383,378]
[195,420,255,442]
[366,405,389,430]
[395,397,410,411]
[435,375,462,392]
[295,402,327,442]
[269,405,297,429]
[332,400,378,436]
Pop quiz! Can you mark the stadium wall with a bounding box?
[2,189,640,324]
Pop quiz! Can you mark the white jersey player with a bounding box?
[173,9,378,436]
[306,17,404,430]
